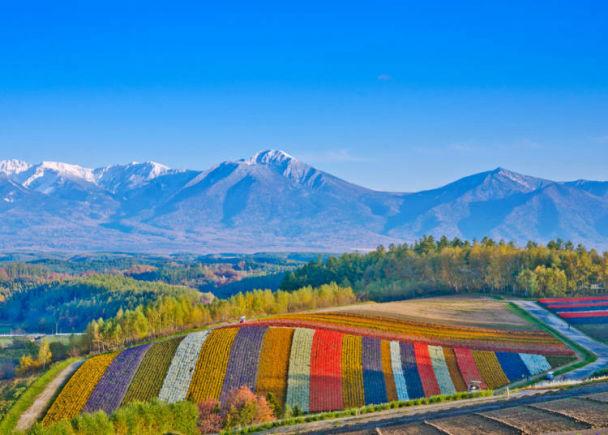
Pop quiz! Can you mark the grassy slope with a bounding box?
[0,358,79,434]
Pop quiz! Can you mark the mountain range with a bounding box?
[1,150,607,252]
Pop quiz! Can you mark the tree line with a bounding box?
[86,283,356,351]
[281,237,608,300]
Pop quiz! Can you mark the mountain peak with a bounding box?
[0,159,31,176]
[487,167,549,191]
[247,149,296,166]
[33,161,95,182]
[94,161,174,193]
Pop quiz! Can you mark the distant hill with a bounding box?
[0,150,607,252]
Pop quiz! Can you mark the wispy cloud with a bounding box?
[377,73,392,81]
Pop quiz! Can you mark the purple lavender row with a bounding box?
[220,326,268,402]
[84,343,152,414]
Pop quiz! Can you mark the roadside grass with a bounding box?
[230,390,493,434]
[507,302,597,381]
[0,357,79,434]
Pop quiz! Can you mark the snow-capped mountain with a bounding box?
[94,161,177,194]
[0,151,606,252]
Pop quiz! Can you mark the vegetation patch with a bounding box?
[0,371,47,433]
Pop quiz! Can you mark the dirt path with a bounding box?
[15,360,82,431]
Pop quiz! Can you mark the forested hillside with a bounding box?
[0,275,207,333]
[282,237,608,300]
[0,253,304,333]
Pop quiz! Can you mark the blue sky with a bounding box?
[1,1,607,191]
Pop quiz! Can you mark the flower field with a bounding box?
[540,296,608,324]
[42,315,569,423]
[539,296,608,343]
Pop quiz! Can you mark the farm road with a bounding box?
[513,300,608,380]
[16,360,83,431]
[275,381,608,434]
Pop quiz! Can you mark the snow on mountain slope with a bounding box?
[94,161,177,194]
[0,150,606,252]
[0,160,31,176]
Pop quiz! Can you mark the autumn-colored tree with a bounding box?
[223,386,275,429]
[197,387,275,433]
[198,400,223,434]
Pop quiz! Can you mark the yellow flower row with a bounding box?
[341,334,364,408]
[256,327,294,406]
[188,327,238,403]
[43,353,116,425]
[471,350,509,389]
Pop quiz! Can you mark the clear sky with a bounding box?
[1,1,607,192]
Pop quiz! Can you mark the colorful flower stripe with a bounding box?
[381,340,398,402]
[159,330,209,403]
[428,345,456,396]
[540,295,608,304]
[540,296,608,327]
[561,316,608,324]
[400,341,425,399]
[554,305,608,313]
[454,347,487,390]
[545,301,608,309]
[256,327,293,406]
[122,336,183,404]
[558,310,608,318]
[84,344,151,414]
[414,342,441,397]
[286,328,315,412]
[341,334,365,408]
[220,326,267,402]
[519,353,551,375]
[43,353,117,425]
[247,318,570,355]
[257,312,557,344]
[310,329,343,412]
[389,341,409,400]
[495,352,530,382]
[362,336,387,405]
[472,350,509,389]
[188,327,239,403]
[442,347,467,392]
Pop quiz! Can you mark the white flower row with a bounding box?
[285,328,315,412]
[519,353,551,375]
[159,330,209,403]
[428,345,456,395]
[389,341,409,401]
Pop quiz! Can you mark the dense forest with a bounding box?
[282,237,608,300]
[0,275,208,333]
[0,253,305,333]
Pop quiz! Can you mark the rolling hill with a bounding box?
[1,150,607,252]
[40,300,573,424]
